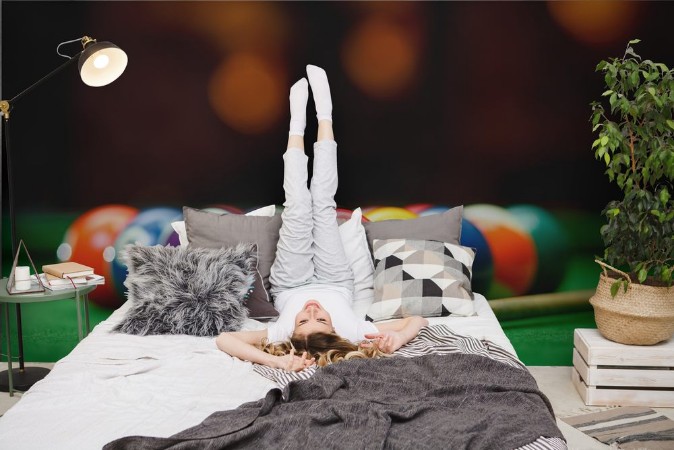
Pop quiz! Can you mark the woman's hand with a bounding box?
[362,331,406,354]
[367,316,429,353]
[276,350,315,372]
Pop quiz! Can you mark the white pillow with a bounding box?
[171,220,189,247]
[245,204,277,217]
[171,205,277,248]
[338,208,375,319]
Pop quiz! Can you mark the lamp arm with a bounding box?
[0,52,82,119]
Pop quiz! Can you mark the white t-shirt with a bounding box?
[267,284,378,343]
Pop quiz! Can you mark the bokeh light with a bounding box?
[146,2,289,55]
[208,53,286,134]
[342,17,421,99]
[547,1,641,47]
[341,2,421,17]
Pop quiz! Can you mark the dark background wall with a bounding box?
[3,1,673,365]
[6,1,670,217]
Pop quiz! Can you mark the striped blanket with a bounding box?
[254,325,524,391]
[106,325,567,450]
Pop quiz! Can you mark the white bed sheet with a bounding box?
[0,293,516,449]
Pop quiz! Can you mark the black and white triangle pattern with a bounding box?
[367,238,476,322]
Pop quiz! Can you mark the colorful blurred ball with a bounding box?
[62,204,139,308]
[508,204,570,294]
[364,206,418,222]
[111,207,183,296]
[336,207,355,223]
[360,206,381,216]
[460,218,493,296]
[418,206,451,217]
[405,203,434,214]
[206,204,244,214]
[486,281,516,300]
[464,204,537,297]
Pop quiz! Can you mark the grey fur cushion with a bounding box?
[114,243,257,336]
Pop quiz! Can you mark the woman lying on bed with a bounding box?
[217,65,427,372]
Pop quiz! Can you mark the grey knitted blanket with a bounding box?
[105,352,564,450]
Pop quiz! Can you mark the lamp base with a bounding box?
[0,366,51,392]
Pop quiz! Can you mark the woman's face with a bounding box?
[294,300,334,336]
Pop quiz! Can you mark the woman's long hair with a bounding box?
[258,332,387,367]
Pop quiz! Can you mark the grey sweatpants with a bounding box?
[269,141,354,298]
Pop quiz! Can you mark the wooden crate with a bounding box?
[572,328,674,407]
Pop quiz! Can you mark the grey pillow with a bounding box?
[183,206,282,319]
[114,243,257,336]
[363,206,464,252]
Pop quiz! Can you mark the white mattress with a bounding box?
[0,293,516,449]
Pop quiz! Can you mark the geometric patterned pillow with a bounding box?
[366,239,476,322]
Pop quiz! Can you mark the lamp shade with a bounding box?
[78,41,128,87]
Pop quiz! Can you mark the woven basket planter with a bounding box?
[589,261,674,345]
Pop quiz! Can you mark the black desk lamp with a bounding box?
[0,36,127,392]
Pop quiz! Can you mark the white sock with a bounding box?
[289,78,308,137]
[306,65,332,122]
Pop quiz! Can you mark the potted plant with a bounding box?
[590,39,674,345]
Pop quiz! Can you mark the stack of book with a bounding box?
[39,262,105,291]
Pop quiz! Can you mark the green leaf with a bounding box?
[600,136,609,146]
[638,268,648,283]
[648,87,656,96]
[610,281,620,298]
[660,188,670,205]
[628,38,641,45]
[602,90,614,96]
[604,153,610,165]
[667,120,674,130]
[663,267,672,282]
[592,112,601,127]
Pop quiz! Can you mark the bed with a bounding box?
[0,206,566,449]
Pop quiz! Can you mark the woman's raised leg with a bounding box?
[306,65,353,292]
[270,78,315,297]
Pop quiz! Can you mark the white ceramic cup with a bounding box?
[15,266,30,281]
[14,266,31,291]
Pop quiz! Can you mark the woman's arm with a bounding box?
[364,316,429,353]
[216,330,314,372]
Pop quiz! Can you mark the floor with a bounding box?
[0,363,55,417]
[1,363,672,449]
[528,366,674,450]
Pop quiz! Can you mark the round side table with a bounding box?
[0,278,97,396]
